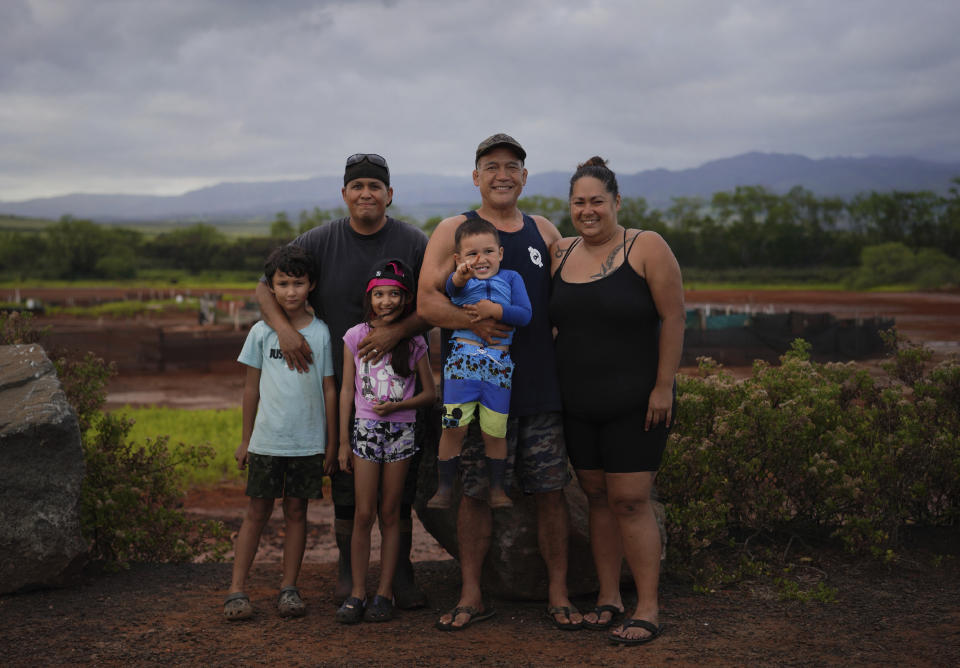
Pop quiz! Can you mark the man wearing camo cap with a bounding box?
[418,134,581,631]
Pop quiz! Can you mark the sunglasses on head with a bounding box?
[345,153,388,168]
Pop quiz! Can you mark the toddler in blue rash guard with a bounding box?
[426,216,531,510]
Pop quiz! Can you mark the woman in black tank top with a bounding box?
[548,157,685,645]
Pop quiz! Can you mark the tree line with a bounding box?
[0,206,341,280]
[2,183,959,288]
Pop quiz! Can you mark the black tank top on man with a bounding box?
[439,211,562,417]
[549,229,669,422]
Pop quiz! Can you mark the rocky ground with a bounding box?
[1,537,958,666]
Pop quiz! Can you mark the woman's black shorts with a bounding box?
[563,409,671,473]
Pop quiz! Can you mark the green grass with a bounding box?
[99,219,275,238]
[136,268,259,287]
[682,266,852,289]
[0,215,277,238]
[684,280,920,291]
[680,266,924,291]
[110,406,244,486]
[0,271,259,290]
[684,280,847,291]
[0,214,55,230]
[46,298,200,318]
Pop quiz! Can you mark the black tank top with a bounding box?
[439,211,562,416]
[549,230,663,420]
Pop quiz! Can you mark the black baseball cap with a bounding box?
[344,153,390,186]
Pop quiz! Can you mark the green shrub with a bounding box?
[94,251,138,279]
[913,248,960,289]
[81,412,229,567]
[851,242,960,289]
[661,336,960,585]
[851,242,916,288]
[0,311,46,345]
[46,298,197,319]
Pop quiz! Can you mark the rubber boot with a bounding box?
[391,522,427,609]
[426,456,459,509]
[486,456,513,509]
[334,518,353,604]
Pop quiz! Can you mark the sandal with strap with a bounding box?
[609,619,663,645]
[335,596,366,625]
[546,605,583,631]
[363,595,394,623]
[435,605,496,631]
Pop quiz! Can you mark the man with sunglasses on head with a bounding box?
[255,153,430,609]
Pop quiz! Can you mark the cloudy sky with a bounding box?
[2,0,959,201]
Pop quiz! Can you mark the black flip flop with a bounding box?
[435,605,496,631]
[582,604,623,630]
[609,619,663,645]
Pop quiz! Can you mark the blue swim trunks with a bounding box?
[441,340,514,438]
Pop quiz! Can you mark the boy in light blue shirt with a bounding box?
[224,245,337,621]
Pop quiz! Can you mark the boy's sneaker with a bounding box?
[277,586,306,618]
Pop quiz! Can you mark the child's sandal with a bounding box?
[223,591,253,621]
[335,596,366,624]
[277,585,306,618]
[363,594,394,623]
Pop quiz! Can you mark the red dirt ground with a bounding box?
[2,546,958,666]
[2,288,959,665]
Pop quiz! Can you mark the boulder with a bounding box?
[415,413,666,600]
[0,344,86,593]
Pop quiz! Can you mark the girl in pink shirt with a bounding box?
[336,259,436,624]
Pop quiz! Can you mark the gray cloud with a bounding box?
[1,0,958,200]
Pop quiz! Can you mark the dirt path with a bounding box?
[2,544,958,666]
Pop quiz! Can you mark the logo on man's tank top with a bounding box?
[528,246,543,268]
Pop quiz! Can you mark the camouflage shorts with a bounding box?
[460,411,571,499]
[246,452,326,499]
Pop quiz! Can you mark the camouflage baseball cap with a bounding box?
[475,133,526,164]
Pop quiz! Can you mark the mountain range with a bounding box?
[3,152,959,223]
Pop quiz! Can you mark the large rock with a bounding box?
[414,413,666,600]
[0,344,86,593]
